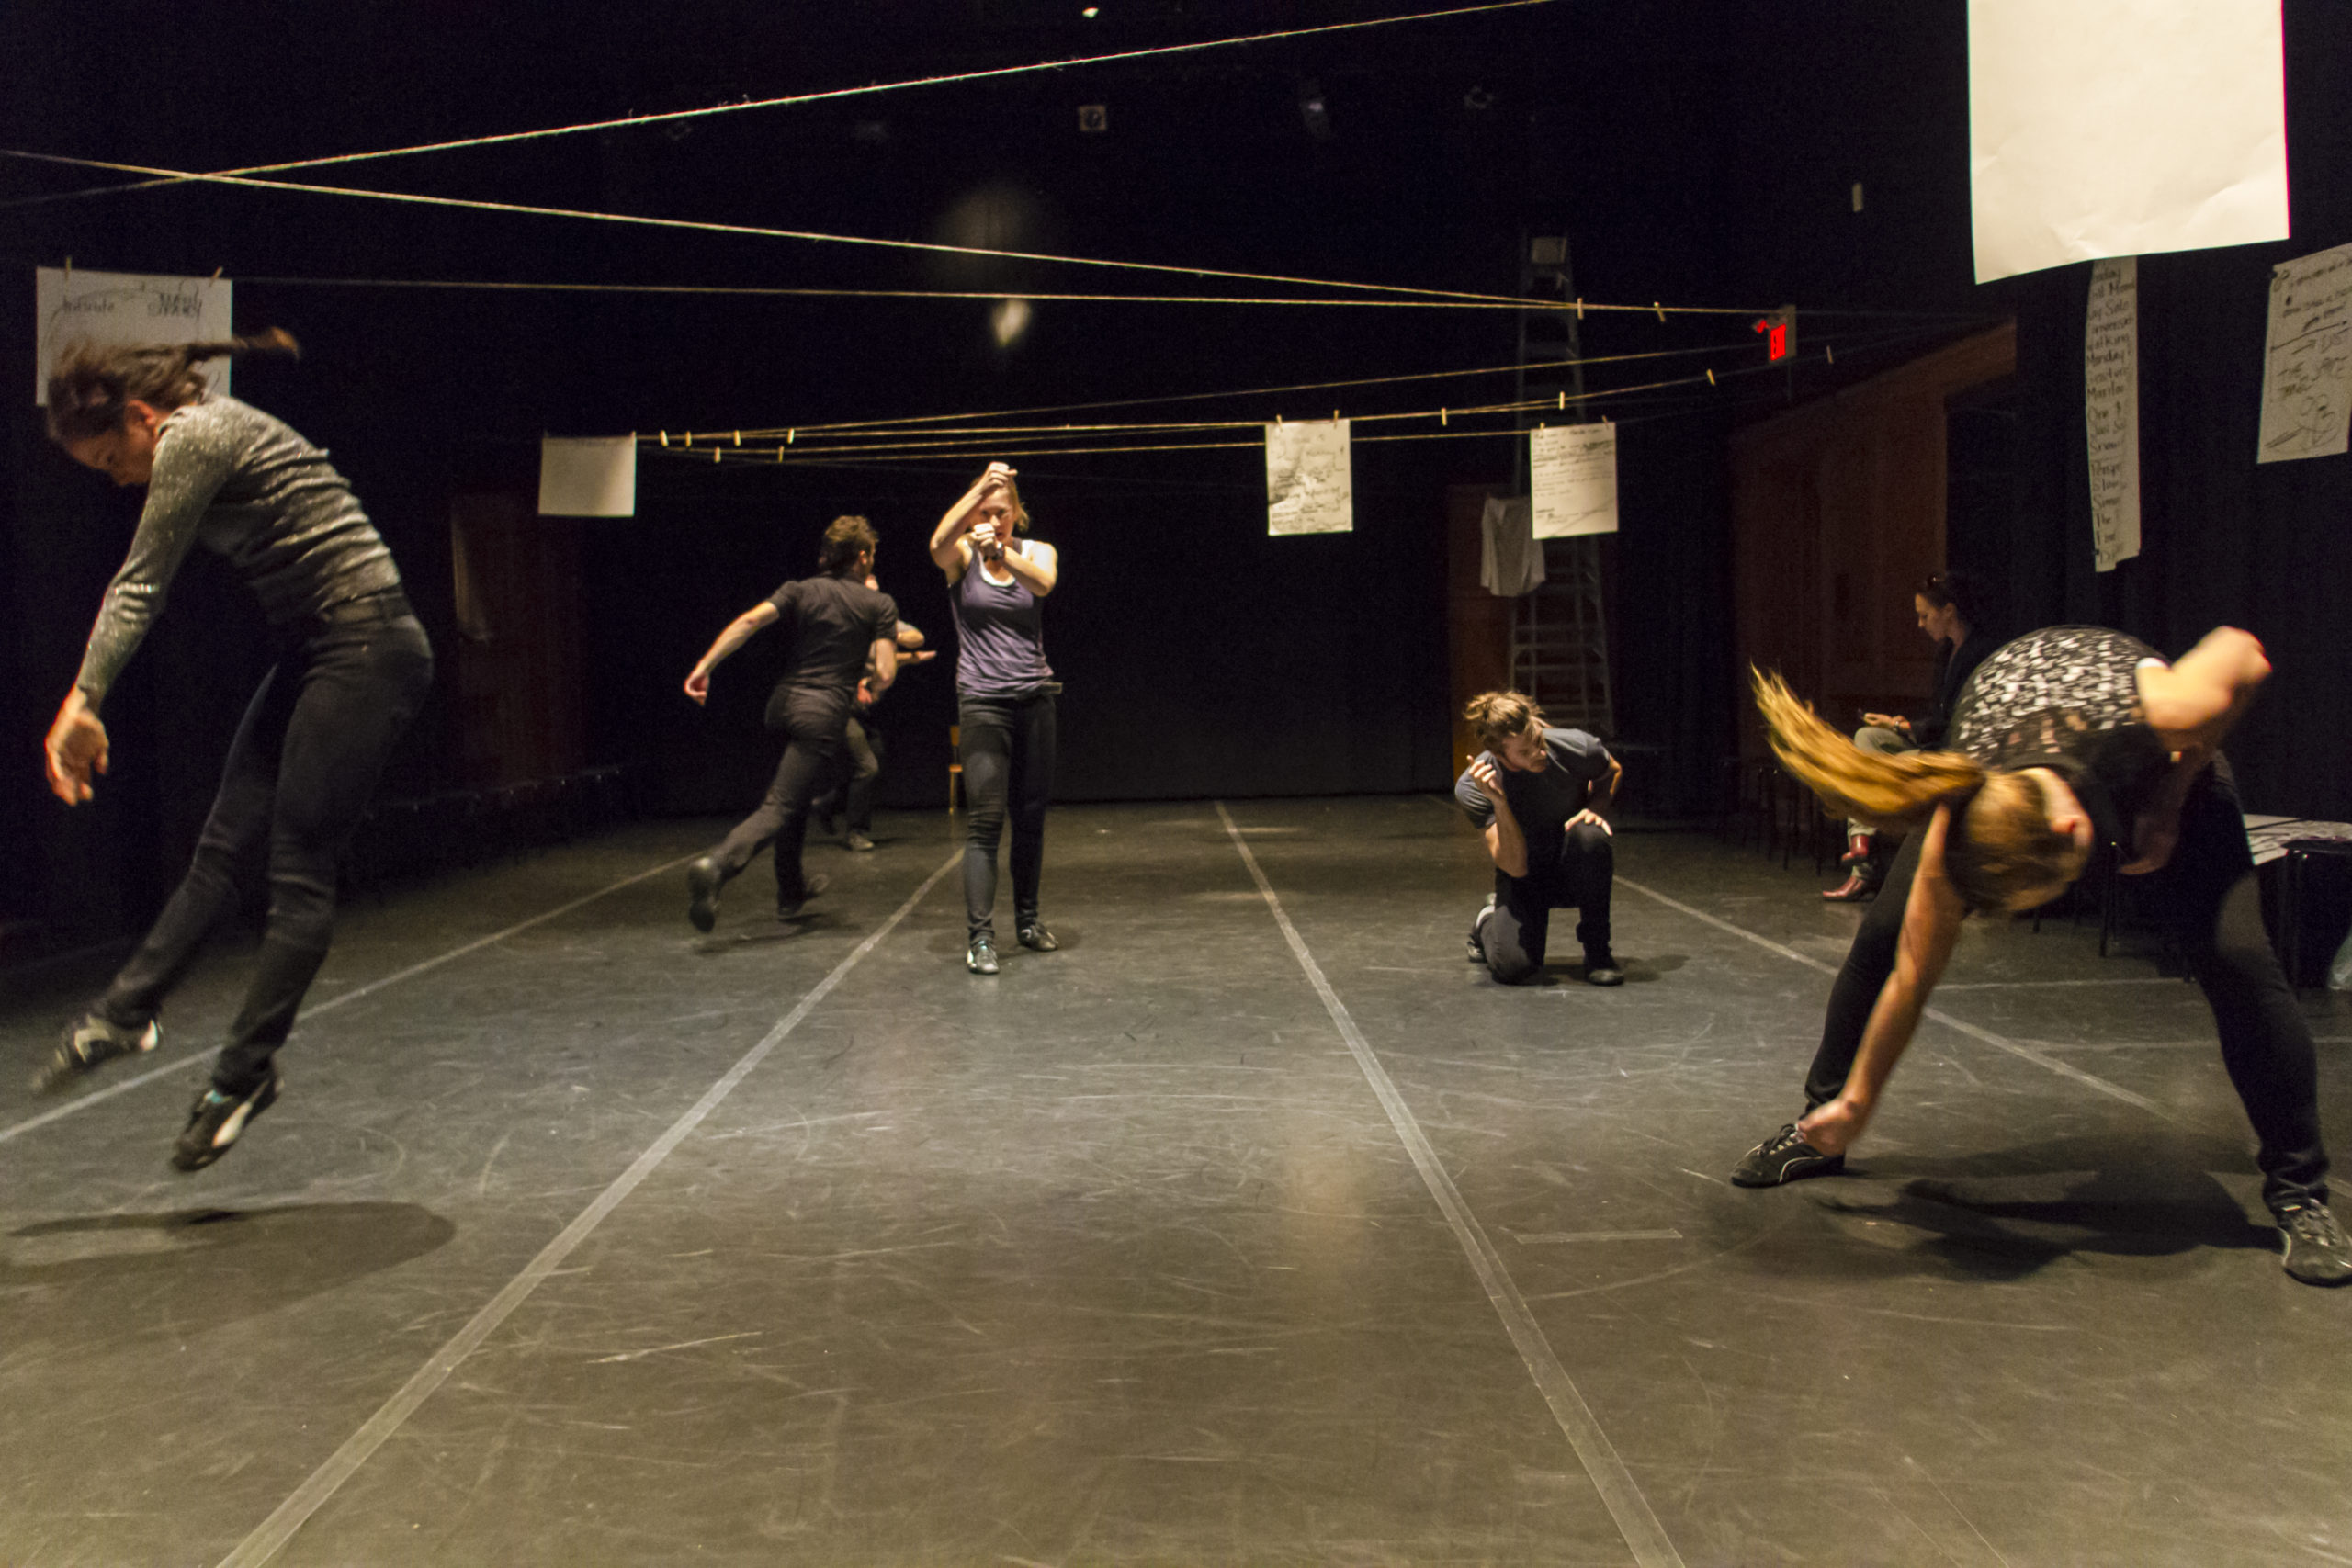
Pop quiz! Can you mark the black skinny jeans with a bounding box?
[708,686,852,908]
[98,598,434,1095]
[958,691,1056,938]
[813,716,885,833]
[1801,763,2328,1212]
[1482,823,1614,984]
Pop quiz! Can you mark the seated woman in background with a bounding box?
[1825,570,1999,901]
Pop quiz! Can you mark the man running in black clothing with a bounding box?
[683,516,898,930]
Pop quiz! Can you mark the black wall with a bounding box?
[5,0,2347,952]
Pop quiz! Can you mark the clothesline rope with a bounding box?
[0,0,1560,211]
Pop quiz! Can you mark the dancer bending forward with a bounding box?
[684,516,898,930]
[1733,625,2348,1286]
[931,463,1058,976]
[39,332,435,1171]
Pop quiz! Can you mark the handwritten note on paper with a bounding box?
[2085,257,2141,573]
[1265,419,1353,535]
[1530,422,1618,538]
[2257,242,2352,465]
[34,267,234,406]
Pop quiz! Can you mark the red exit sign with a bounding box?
[1754,306,1796,363]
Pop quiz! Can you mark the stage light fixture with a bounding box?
[1078,104,1108,133]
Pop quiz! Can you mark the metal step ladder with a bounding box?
[1508,234,1613,738]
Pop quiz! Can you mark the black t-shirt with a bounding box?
[1454,728,1615,872]
[765,574,899,698]
[1914,628,2000,750]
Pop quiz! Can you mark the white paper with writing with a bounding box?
[1530,422,1617,538]
[2085,257,2141,573]
[2256,242,2352,465]
[35,266,234,406]
[1969,0,2288,283]
[538,436,639,517]
[1264,419,1352,535]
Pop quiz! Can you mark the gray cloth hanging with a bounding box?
[1479,495,1544,597]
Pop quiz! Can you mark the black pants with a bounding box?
[813,715,884,833]
[1481,824,1614,984]
[959,691,1055,938]
[708,687,851,908]
[1801,764,2329,1212]
[97,599,434,1095]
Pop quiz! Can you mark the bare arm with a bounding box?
[1797,805,1968,1155]
[995,538,1059,597]
[683,602,780,705]
[932,463,1015,579]
[868,637,899,697]
[2137,626,2269,751]
[1467,757,1530,879]
[1566,755,1623,836]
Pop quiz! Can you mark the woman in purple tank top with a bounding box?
[930,462,1060,976]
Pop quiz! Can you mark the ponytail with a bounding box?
[45,328,302,444]
[1750,667,1983,830]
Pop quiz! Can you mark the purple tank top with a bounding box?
[951,548,1053,697]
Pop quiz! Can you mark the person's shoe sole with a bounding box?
[34,1017,161,1095]
[2278,1206,2352,1286]
[686,859,721,933]
[172,1074,281,1172]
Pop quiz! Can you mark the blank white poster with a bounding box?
[1264,419,1353,535]
[538,436,638,517]
[2257,242,2352,464]
[1530,422,1617,538]
[1969,0,2288,283]
[35,267,234,405]
[2085,258,2141,573]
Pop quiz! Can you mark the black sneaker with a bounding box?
[34,1013,160,1095]
[1582,949,1625,987]
[1467,897,1495,964]
[685,857,722,933]
[1730,1122,1847,1188]
[1016,922,1059,952]
[172,1073,281,1172]
[2278,1201,2352,1286]
[777,874,830,919]
[967,933,1001,975]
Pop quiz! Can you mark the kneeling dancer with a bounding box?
[38,332,435,1170]
[1456,691,1623,986]
[1733,625,2349,1287]
[684,516,898,930]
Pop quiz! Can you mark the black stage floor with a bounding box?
[4,798,2347,1567]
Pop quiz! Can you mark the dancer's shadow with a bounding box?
[693,911,842,953]
[3,1201,454,1341]
[1795,1132,2275,1282]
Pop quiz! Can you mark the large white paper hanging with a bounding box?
[1968,0,2288,283]
[1264,419,1352,535]
[538,435,638,517]
[34,266,234,406]
[1530,422,1617,538]
[2085,257,2141,573]
[2257,242,2352,465]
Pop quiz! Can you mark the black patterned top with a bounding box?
[1947,625,2174,846]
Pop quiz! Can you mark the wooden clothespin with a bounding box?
[1575,298,1584,321]
[1652,301,1666,322]
[732,431,741,446]
[659,431,670,446]
[1826,345,1836,365]
[1705,368,1716,386]
[1441,408,1448,426]
[683,431,692,447]
[786,429,796,445]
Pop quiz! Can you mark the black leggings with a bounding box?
[707,687,851,908]
[1802,763,2328,1212]
[1482,824,1615,984]
[98,602,434,1095]
[958,692,1056,937]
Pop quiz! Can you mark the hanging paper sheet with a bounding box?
[1264,419,1352,535]
[1530,422,1617,539]
[2085,258,2141,573]
[1968,0,2288,283]
[2256,242,2352,465]
[34,266,234,406]
[538,435,638,517]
